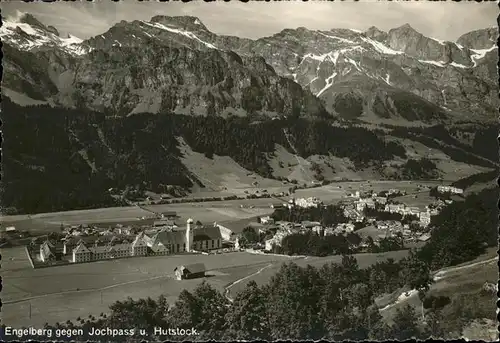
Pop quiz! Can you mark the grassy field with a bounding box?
[268,137,489,185]
[178,137,286,194]
[391,191,440,208]
[1,247,294,328]
[0,206,153,233]
[355,225,387,239]
[0,200,278,235]
[0,180,447,236]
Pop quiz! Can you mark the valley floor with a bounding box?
[1,246,415,329]
[0,180,445,234]
[1,247,294,328]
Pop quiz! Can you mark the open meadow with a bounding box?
[0,199,278,235]
[0,206,153,234]
[178,137,287,195]
[391,191,441,208]
[1,245,415,329]
[0,247,295,328]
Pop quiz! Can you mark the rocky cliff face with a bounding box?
[2,14,328,119]
[65,45,328,118]
[457,27,498,50]
[1,13,498,123]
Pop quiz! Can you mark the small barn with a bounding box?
[5,226,16,233]
[161,211,178,219]
[174,263,206,280]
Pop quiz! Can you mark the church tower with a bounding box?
[186,218,194,252]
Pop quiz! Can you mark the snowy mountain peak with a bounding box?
[150,15,209,32]
[0,13,87,56]
[18,12,47,30]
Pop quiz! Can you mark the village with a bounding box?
[244,184,463,252]
[16,183,465,277]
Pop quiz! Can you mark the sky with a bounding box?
[1,0,497,42]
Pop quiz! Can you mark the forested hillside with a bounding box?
[390,125,498,169]
[3,98,408,214]
[417,187,498,269]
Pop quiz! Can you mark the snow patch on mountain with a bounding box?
[61,34,83,46]
[1,20,39,36]
[302,52,331,62]
[317,72,338,97]
[360,36,403,55]
[346,58,362,72]
[430,37,445,45]
[140,20,218,49]
[383,74,391,86]
[306,77,318,86]
[450,61,468,69]
[419,60,446,67]
[470,45,497,67]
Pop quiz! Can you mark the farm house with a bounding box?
[174,263,206,280]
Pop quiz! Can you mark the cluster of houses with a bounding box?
[60,223,138,238]
[293,197,323,208]
[254,186,456,251]
[272,197,323,210]
[39,217,223,264]
[324,223,356,236]
[257,220,322,251]
[437,185,464,194]
[345,189,446,228]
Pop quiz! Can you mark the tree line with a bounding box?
[451,168,499,190]
[272,230,363,256]
[400,158,439,180]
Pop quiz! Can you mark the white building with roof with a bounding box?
[419,211,432,227]
[437,185,464,194]
[72,242,91,263]
[335,223,355,233]
[294,197,322,208]
[265,230,288,251]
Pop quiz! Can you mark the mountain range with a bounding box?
[2,13,498,122]
[1,13,498,214]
